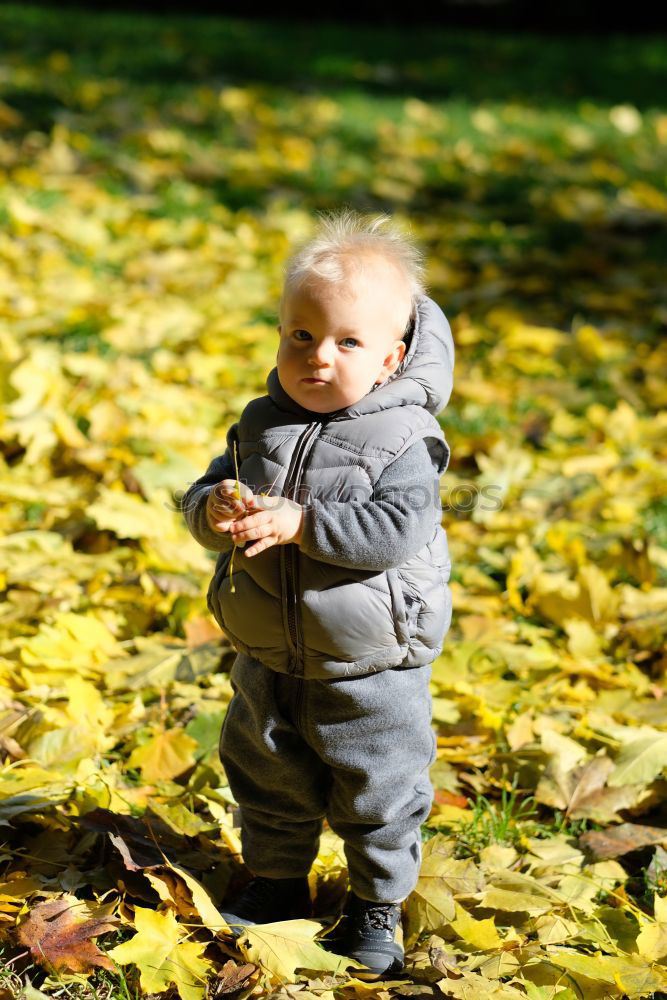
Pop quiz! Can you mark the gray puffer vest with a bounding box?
[207,293,454,680]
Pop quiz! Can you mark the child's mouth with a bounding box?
[303,378,327,384]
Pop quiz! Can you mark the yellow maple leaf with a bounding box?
[107,905,211,1000]
[238,919,356,982]
[127,729,198,782]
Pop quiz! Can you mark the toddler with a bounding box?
[182,209,454,978]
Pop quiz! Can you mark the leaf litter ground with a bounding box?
[0,8,666,1000]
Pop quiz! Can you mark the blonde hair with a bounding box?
[280,207,427,336]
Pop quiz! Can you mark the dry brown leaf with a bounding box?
[17,897,118,973]
[579,822,667,860]
[209,959,258,996]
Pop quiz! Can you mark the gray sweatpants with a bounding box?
[219,652,436,904]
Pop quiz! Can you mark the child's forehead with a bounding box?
[282,294,405,345]
[285,269,408,311]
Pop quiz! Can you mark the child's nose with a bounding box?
[308,341,335,366]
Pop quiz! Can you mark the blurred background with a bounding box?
[1,5,667,993]
[9,0,667,28]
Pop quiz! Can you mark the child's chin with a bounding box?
[290,383,365,412]
[300,395,357,413]
[302,401,338,413]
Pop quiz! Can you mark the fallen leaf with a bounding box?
[579,823,667,860]
[106,904,213,1000]
[238,919,359,981]
[17,896,118,973]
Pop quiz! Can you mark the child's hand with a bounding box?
[225,494,304,558]
[206,479,256,533]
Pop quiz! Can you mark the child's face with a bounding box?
[276,255,410,414]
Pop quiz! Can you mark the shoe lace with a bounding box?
[363,902,398,931]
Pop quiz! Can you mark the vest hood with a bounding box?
[266,293,455,422]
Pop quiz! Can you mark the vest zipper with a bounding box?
[294,676,304,734]
[282,420,322,675]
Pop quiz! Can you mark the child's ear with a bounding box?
[388,340,406,370]
[377,340,406,383]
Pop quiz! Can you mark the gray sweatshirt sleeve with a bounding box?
[181,422,239,553]
[298,437,440,572]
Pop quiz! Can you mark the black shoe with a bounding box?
[319,890,404,979]
[219,875,312,938]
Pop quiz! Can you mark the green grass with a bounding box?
[426,774,604,861]
[1,5,666,108]
[452,777,559,858]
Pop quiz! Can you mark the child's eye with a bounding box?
[293,329,311,341]
[341,337,359,348]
